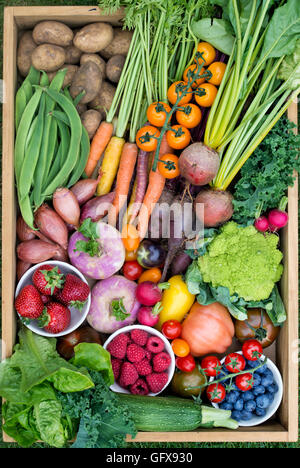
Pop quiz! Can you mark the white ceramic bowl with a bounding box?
[211,351,283,427]
[15,260,91,338]
[103,324,175,396]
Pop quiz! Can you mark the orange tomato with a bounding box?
[183,64,206,89]
[166,125,191,150]
[167,81,192,106]
[158,154,180,179]
[121,224,140,252]
[176,103,202,129]
[136,125,160,152]
[171,338,190,357]
[195,83,218,108]
[138,267,162,284]
[146,101,172,127]
[195,42,216,66]
[207,61,227,86]
[125,249,138,261]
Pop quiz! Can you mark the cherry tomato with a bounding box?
[207,61,227,86]
[162,319,182,340]
[195,42,216,66]
[146,101,171,127]
[171,338,190,357]
[183,64,206,88]
[166,125,191,150]
[125,249,138,262]
[121,224,140,252]
[138,267,162,284]
[176,354,196,373]
[167,81,192,106]
[242,339,263,361]
[224,353,246,374]
[158,154,180,179]
[123,260,143,281]
[235,372,254,392]
[206,383,226,403]
[201,355,222,377]
[176,103,202,129]
[136,125,160,152]
[195,83,218,108]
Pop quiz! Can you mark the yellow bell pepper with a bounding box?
[157,275,195,330]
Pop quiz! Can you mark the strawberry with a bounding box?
[39,301,71,334]
[126,343,146,363]
[153,352,171,372]
[59,274,90,310]
[32,264,65,296]
[107,333,129,360]
[15,285,44,320]
[146,372,168,393]
[119,362,138,387]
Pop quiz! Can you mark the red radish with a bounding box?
[194,189,234,227]
[53,187,81,228]
[268,209,288,230]
[254,216,269,232]
[137,303,162,327]
[34,204,68,250]
[70,176,101,205]
[135,281,169,306]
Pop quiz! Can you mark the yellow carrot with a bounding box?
[97,136,125,196]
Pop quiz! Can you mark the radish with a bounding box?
[254,216,269,232]
[268,209,288,230]
[136,281,169,306]
[137,303,162,327]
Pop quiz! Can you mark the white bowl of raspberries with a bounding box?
[104,325,176,396]
[15,261,91,338]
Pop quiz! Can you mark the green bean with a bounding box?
[40,71,50,86]
[15,67,40,129]
[50,109,70,126]
[67,126,90,187]
[25,116,37,151]
[41,118,58,191]
[44,118,70,186]
[19,194,36,231]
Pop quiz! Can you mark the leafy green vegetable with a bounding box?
[191,18,235,55]
[71,342,114,386]
[111,298,131,322]
[278,38,300,90]
[75,218,100,257]
[33,400,68,448]
[185,228,218,259]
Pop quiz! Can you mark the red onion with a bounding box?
[70,176,100,205]
[80,192,115,223]
[16,260,32,280]
[16,216,36,241]
[17,240,60,264]
[34,204,68,250]
[53,187,80,228]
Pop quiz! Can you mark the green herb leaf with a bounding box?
[74,239,100,257]
[78,218,99,240]
[110,298,130,321]
[192,18,235,55]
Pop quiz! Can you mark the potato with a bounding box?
[33,21,74,47]
[70,61,103,104]
[76,102,88,115]
[48,64,79,88]
[31,44,66,72]
[106,55,125,83]
[88,81,116,115]
[100,28,133,59]
[17,31,37,77]
[81,109,102,139]
[74,23,114,53]
[80,54,106,78]
[64,44,83,64]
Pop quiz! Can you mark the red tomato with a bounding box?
[206,383,226,403]
[235,373,254,392]
[242,339,263,361]
[224,352,246,374]
[123,261,143,281]
[176,354,196,373]
[162,320,182,340]
[201,355,222,377]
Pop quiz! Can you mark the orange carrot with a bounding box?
[107,142,138,226]
[84,121,114,178]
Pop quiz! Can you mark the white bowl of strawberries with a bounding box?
[103,325,175,396]
[15,261,91,337]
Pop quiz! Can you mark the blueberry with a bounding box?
[231,410,242,421]
[226,390,240,404]
[264,368,274,378]
[234,398,244,411]
[261,374,274,387]
[219,401,233,410]
[242,390,255,401]
[252,374,261,387]
[256,363,268,374]
[268,382,279,394]
[244,400,256,412]
[255,407,266,417]
[252,385,265,396]
[256,394,270,409]
[265,391,274,404]
[240,410,252,421]
[246,359,259,369]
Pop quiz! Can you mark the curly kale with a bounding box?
[232,116,300,225]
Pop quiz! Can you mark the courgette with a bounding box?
[117,394,238,431]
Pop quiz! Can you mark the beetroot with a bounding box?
[178,142,220,186]
[194,188,234,227]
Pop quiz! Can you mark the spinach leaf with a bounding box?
[71,342,114,386]
[191,18,235,55]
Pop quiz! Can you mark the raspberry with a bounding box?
[134,358,152,376]
[111,358,122,380]
[144,349,152,361]
[119,362,139,387]
[126,343,146,363]
[130,378,149,395]
[107,333,129,360]
[131,329,148,347]
[146,372,168,393]
[153,352,171,372]
[146,336,165,354]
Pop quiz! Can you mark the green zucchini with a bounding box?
[117,394,238,431]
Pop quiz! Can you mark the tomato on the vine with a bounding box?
[147,101,171,127]
[195,83,217,107]
[206,383,226,403]
[158,154,180,179]
[201,355,222,377]
[167,81,192,106]
[183,64,206,88]
[235,373,254,392]
[121,224,140,252]
[171,338,190,357]
[176,354,196,373]
[207,61,226,86]
[176,103,202,129]
[224,352,246,374]
[195,42,216,66]
[136,125,160,152]
[242,339,263,361]
[138,267,162,284]
[123,261,143,281]
[162,319,182,340]
[166,125,191,150]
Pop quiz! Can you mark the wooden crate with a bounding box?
[2,6,299,444]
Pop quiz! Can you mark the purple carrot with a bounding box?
[129,149,149,224]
